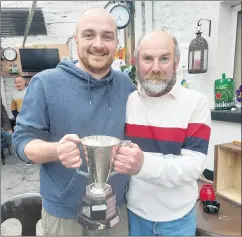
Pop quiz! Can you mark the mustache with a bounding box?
[88,48,107,55]
[145,72,167,81]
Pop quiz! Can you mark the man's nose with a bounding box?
[92,36,104,48]
[151,60,161,73]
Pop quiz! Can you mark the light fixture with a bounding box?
[188,19,211,74]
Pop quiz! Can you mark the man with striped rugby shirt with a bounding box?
[113,30,211,236]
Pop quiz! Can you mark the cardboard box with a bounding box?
[214,142,241,206]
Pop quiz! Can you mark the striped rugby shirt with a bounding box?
[125,82,211,222]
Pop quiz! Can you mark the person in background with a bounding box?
[113,30,211,236]
[11,76,27,119]
[1,98,13,144]
[12,8,136,236]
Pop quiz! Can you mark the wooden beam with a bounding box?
[22,0,37,48]
[125,3,135,65]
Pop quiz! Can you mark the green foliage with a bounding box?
[121,65,137,85]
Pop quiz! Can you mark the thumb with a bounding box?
[60,134,81,144]
[130,142,139,149]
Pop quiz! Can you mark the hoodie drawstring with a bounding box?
[106,80,112,111]
[87,76,112,111]
[88,76,91,105]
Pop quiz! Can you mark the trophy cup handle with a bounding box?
[109,140,132,177]
[109,171,118,177]
[76,142,89,178]
[75,168,89,178]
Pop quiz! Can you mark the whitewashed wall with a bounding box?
[2,1,107,47]
[1,1,125,57]
[134,1,241,170]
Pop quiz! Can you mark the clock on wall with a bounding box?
[3,47,17,61]
[110,5,130,30]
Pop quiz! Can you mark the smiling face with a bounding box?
[14,76,26,91]
[75,9,118,79]
[137,31,179,96]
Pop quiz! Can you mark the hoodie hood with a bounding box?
[58,60,114,111]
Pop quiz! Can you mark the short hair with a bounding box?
[134,31,180,61]
[14,76,24,81]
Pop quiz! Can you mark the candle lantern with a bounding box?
[188,19,211,74]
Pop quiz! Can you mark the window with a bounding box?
[1,8,47,37]
[233,10,241,91]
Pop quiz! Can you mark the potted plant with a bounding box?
[121,57,137,85]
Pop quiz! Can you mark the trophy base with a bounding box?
[78,209,120,231]
[77,186,120,231]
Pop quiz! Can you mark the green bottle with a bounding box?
[214,73,235,110]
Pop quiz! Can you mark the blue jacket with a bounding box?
[12,60,136,218]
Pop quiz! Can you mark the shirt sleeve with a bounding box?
[12,75,50,162]
[135,95,211,188]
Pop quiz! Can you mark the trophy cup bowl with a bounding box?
[76,135,130,231]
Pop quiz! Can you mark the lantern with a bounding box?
[188,19,211,74]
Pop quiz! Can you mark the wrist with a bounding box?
[24,140,60,163]
[136,153,144,175]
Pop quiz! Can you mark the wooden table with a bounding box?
[196,180,241,236]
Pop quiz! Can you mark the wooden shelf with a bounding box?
[218,142,241,153]
[214,142,241,206]
[218,188,241,205]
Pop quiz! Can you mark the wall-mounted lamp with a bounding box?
[188,19,211,74]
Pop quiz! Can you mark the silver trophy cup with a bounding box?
[76,135,130,231]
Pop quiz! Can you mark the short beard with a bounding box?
[141,76,176,96]
[78,51,113,75]
[137,65,177,97]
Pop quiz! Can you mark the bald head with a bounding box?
[76,8,117,36]
[135,30,180,61]
[74,7,118,79]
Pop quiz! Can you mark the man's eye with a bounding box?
[143,56,152,61]
[103,35,113,40]
[160,57,169,62]
[84,34,93,39]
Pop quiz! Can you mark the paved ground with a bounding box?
[1,149,43,236]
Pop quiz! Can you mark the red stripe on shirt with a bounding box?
[125,123,211,143]
[186,123,211,141]
[125,123,187,143]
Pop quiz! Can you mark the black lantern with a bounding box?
[188,19,211,74]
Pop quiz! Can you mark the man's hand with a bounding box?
[57,134,82,169]
[114,143,144,175]
[7,129,13,134]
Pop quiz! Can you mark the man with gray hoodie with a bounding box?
[12,8,136,236]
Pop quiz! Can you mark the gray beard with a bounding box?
[138,74,176,97]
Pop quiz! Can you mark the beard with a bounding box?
[137,65,177,97]
[78,48,114,75]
